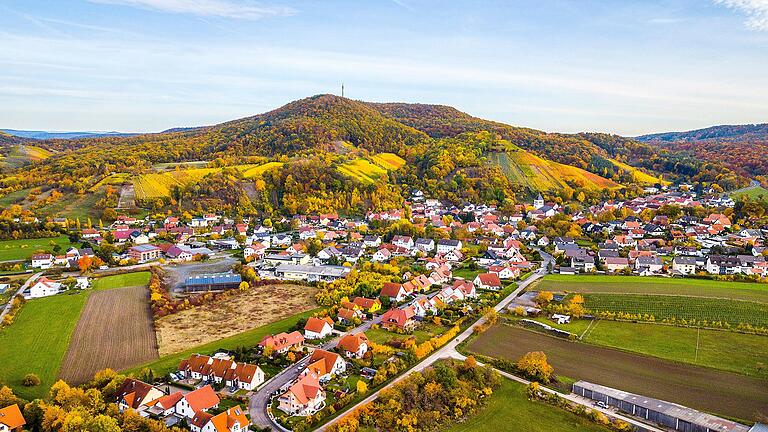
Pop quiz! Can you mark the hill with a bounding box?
[637,123,768,143]
[637,124,768,178]
[0,129,136,140]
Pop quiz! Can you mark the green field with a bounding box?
[583,320,768,378]
[124,308,323,376]
[91,272,151,291]
[0,292,88,399]
[0,188,31,207]
[582,293,768,328]
[536,274,768,303]
[731,185,768,202]
[0,236,74,262]
[488,150,620,191]
[446,377,610,432]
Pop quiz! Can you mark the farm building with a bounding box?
[572,381,750,432]
[183,273,242,292]
[273,264,350,282]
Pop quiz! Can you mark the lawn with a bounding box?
[0,292,88,399]
[452,267,480,281]
[0,236,74,262]
[536,274,768,303]
[445,377,610,432]
[91,272,151,291]
[583,320,768,378]
[525,316,594,336]
[467,324,768,421]
[582,293,768,328]
[366,322,451,345]
[125,308,324,376]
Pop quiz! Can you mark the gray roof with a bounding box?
[673,256,697,265]
[184,273,242,286]
[275,264,350,278]
[573,381,750,432]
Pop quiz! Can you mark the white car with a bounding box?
[596,401,608,409]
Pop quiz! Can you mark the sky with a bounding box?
[1,0,767,136]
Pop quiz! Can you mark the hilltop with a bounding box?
[637,123,768,143]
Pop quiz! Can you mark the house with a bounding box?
[259,331,305,354]
[165,245,194,262]
[174,385,220,419]
[244,243,266,260]
[571,255,595,273]
[380,306,418,332]
[414,238,436,253]
[703,213,732,228]
[225,363,265,391]
[473,273,503,291]
[303,316,335,340]
[177,354,265,390]
[452,279,478,299]
[26,277,62,299]
[30,253,54,269]
[190,405,249,432]
[672,256,697,275]
[604,257,630,273]
[635,256,663,274]
[392,235,414,250]
[115,378,165,412]
[488,265,520,280]
[372,248,392,262]
[128,244,162,262]
[303,349,346,381]
[380,282,409,302]
[363,235,382,248]
[706,255,740,275]
[317,246,341,261]
[436,239,462,254]
[352,297,382,313]
[442,249,464,262]
[337,307,363,325]
[278,371,325,416]
[336,333,369,358]
[0,405,25,432]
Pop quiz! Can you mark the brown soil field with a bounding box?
[59,286,158,384]
[155,284,318,356]
[468,324,768,422]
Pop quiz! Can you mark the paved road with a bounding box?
[317,253,553,431]
[249,315,382,430]
[0,271,43,322]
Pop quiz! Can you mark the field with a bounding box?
[133,162,284,200]
[731,185,768,202]
[126,308,322,376]
[607,158,666,185]
[0,188,31,207]
[0,292,88,399]
[58,285,158,384]
[0,236,74,262]
[488,151,621,191]
[535,274,768,303]
[154,283,319,356]
[88,172,131,191]
[0,145,52,170]
[582,293,768,328]
[582,320,768,378]
[468,325,768,421]
[91,272,151,291]
[337,153,405,184]
[446,377,610,432]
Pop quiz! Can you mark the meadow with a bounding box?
[731,185,768,202]
[445,377,611,432]
[468,325,768,421]
[91,271,151,291]
[536,274,768,303]
[0,236,74,262]
[582,320,768,378]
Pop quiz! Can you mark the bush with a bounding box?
[22,373,41,387]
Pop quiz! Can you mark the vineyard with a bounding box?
[582,293,768,329]
[488,151,621,191]
[133,162,283,199]
[337,152,406,184]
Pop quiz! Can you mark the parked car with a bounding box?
[596,401,608,409]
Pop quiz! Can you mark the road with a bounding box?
[249,315,383,430]
[0,271,43,322]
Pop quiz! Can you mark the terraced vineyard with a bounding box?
[583,293,768,328]
[489,151,620,191]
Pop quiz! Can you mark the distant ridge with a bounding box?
[636,123,768,143]
[0,129,137,140]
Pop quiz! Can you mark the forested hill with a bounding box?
[637,123,768,143]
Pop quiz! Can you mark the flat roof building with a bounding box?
[183,272,242,292]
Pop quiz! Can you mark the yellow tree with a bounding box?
[516,351,554,382]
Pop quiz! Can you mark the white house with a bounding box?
[372,248,392,262]
[672,256,697,275]
[436,239,462,254]
[392,235,414,250]
[30,254,54,269]
[302,349,346,382]
[173,385,220,419]
[26,277,62,299]
[303,317,334,340]
[336,333,369,358]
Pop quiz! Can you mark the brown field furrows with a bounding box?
[469,325,768,422]
[59,286,158,384]
[155,284,318,356]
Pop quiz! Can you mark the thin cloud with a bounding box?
[715,0,768,31]
[88,0,297,20]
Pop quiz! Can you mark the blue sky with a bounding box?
[1,0,767,135]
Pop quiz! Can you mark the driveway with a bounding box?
[0,271,43,322]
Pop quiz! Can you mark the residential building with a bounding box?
[336,333,369,358]
[303,317,335,340]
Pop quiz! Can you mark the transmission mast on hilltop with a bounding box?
[341,83,344,98]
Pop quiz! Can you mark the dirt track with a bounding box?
[59,286,158,384]
[469,325,768,422]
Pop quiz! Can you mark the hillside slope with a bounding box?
[637,123,768,143]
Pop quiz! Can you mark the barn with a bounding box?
[572,381,750,432]
[183,273,242,292]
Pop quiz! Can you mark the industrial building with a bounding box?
[572,381,750,432]
[183,272,243,292]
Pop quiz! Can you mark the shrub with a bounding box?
[22,373,41,387]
